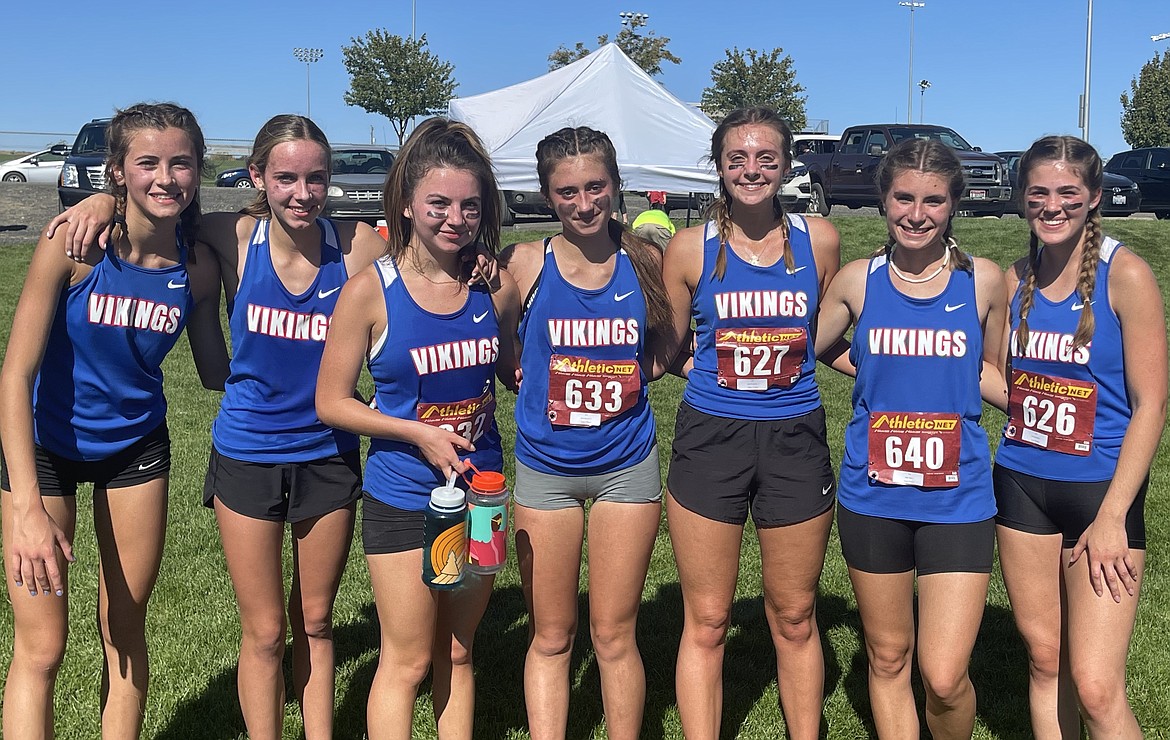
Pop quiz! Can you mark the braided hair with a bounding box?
[534,126,672,343]
[708,107,796,279]
[105,102,204,249]
[872,137,973,272]
[1014,136,1104,350]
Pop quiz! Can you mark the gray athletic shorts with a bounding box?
[513,446,662,511]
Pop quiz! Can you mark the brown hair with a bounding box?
[872,137,974,272]
[708,107,794,279]
[105,102,204,248]
[535,126,672,342]
[1014,135,1104,350]
[382,117,501,275]
[241,115,331,219]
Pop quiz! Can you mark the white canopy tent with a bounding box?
[448,43,718,195]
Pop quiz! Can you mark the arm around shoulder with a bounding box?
[185,241,229,391]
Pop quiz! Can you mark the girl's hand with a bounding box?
[412,423,475,480]
[9,506,74,597]
[45,194,117,261]
[464,244,500,292]
[1068,515,1138,602]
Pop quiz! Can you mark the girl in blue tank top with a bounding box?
[992,137,1166,738]
[815,138,1009,738]
[0,104,225,737]
[500,126,672,739]
[316,118,519,739]
[657,108,842,739]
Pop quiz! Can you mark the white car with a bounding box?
[1,145,70,183]
[782,158,812,213]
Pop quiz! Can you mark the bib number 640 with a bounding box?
[884,435,944,471]
[564,379,623,413]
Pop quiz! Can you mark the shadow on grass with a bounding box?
[835,599,1032,740]
[153,583,1033,738]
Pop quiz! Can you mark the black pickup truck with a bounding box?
[800,124,1013,217]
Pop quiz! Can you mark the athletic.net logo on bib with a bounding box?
[546,354,641,427]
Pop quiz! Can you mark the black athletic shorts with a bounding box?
[993,464,1147,549]
[667,402,835,527]
[837,503,995,576]
[203,447,361,523]
[361,493,426,555]
[1,421,171,496]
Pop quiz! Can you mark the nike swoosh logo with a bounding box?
[318,287,341,300]
[821,484,832,496]
[167,280,186,289]
[615,291,635,302]
[473,311,489,323]
[1071,300,1095,311]
[138,459,161,471]
[944,303,966,312]
[786,265,808,275]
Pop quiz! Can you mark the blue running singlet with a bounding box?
[839,256,994,523]
[212,218,358,462]
[364,257,503,509]
[33,235,193,460]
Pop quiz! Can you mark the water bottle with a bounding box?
[465,470,509,575]
[422,475,466,590]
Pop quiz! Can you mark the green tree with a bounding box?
[700,47,807,130]
[547,16,680,77]
[341,31,457,144]
[1120,51,1170,149]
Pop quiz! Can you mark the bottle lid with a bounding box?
[471,470,506,493]
[429,481,465,510]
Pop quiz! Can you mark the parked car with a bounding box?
[58,118,110,209]
[322,146,396,222]
[499,189,554,225]
[792,133,839,158]
[997,150,1141,217]
[215,167,253,188]
[785,159,821,215]
[1,145,70,183]
[800,124,1012,216]
[1103,147,1170,219]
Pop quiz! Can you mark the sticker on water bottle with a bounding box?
[427,521,466,587]
[468,502,507,569]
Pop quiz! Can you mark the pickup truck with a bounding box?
[800,124,1013,217]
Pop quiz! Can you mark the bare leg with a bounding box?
[2,490,76,739]
[93,479,168,740]
[214,499,287,740]
[366,549,438,740]
[1064,546,1145,739]
[515,503,584,740]
[666,492,744,740]
[916,571,990,740]
[432,572,495,739]
[997,526,1079,739]
[847,567,918,739]
[585,500,660,740]
[289,503,355,740]
[757,509,832,740]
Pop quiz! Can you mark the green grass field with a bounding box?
[1,216,1167,738]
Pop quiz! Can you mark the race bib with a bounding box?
[416,387,495,445]
[868,411,961,487]
[1005,369,1096,456]
[547,354,642,427]
[715,326,807,391]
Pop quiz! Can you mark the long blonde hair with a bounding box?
[1014,135,1104,350]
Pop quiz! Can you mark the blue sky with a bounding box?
[3,1,1166,161]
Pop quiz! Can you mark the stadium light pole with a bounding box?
[619,11,649,32]
[293,47,324,120]
[1080,0,1092,142]
[899,2,925,125]
[919,79,931,123]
